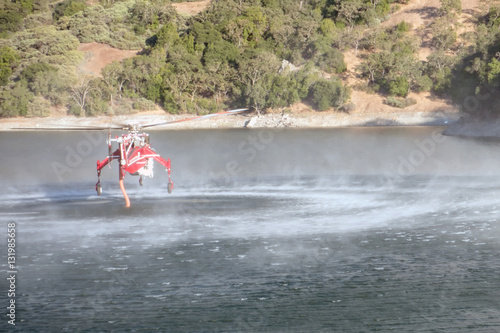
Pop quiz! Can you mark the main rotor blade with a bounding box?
[141,108,248,128]
[11,125,122,131]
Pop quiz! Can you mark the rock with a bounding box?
[244,116,258,128]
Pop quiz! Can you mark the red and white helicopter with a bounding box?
[16,108,246,207]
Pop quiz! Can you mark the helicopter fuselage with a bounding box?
[95,131,173,207]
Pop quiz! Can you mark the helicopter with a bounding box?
[15,108,247,207]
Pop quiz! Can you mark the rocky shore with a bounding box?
[443,117,500,139]
[0,108,461,131]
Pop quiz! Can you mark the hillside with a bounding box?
[1,0,498,129]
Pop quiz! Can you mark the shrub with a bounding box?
[195,98,219,114]
[68,104,81,116]
[391,4,401,13]
[0,84,33,117]
[317,48,347,74]
[23,12,52,29]
[388,76,409,97]
[310,78,350,111]
[114,98,134,115]
[85,91,109,116]
[0,10,23,35]
[396,20,411,33]
[27,97,51,117]
[353,82,380,94]
[133,98,157,111]
[340,102,356,113]
[133,25,146,36]
[385,96,417,108]
[432,68,453,94]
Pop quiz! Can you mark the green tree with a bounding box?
[100,61,125,109]
[225,6,268,48]
[27,97,51,117]
[316,48,347,74]
[310,78,349,111]
[155,22,179,50]
[0,83,33,117]
[388,76,409,96]
[334,0,365,31]
[267,73,300,108]
[239,50,280,113]
[20,63,68,104]
[0,46,19,85]
[487,58,500,86]
[53,0,86,20]
[70,75,95,117]
[427,50,455,93]
[487,5,500,27]
[268,15,295,54]
[431,18,457,50]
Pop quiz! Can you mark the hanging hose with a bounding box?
[119,179,131,208]
[118,167,130,207]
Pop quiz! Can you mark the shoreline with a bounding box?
[0,109,461,131]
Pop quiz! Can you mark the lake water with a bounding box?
[1,127,500,332]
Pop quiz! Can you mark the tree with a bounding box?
[267,73,300,108]
[357,51,386,84]
[224,7,268,48]
[0,84,33,117]
[100,61,124,108]
[203,40,238,69]
[487,58,500,86]
[310,78,349,111]
[316,48,347,74]
[155,22,179,51]
[70,75,95,117]
[388,75,409,96]
[268,15,295,52]
[487,5,500,27]
[427,50,455,93]
[20,63,69,104]
[0,46,19,85]
[53,0,86,20]
[225,16,250,48]
[349,25,364,54]
[431,18,457,50]
[238,51,280,113]
[334,0,365,31]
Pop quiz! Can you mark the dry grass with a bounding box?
[77,43,140,77]
[171,0,211,16]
